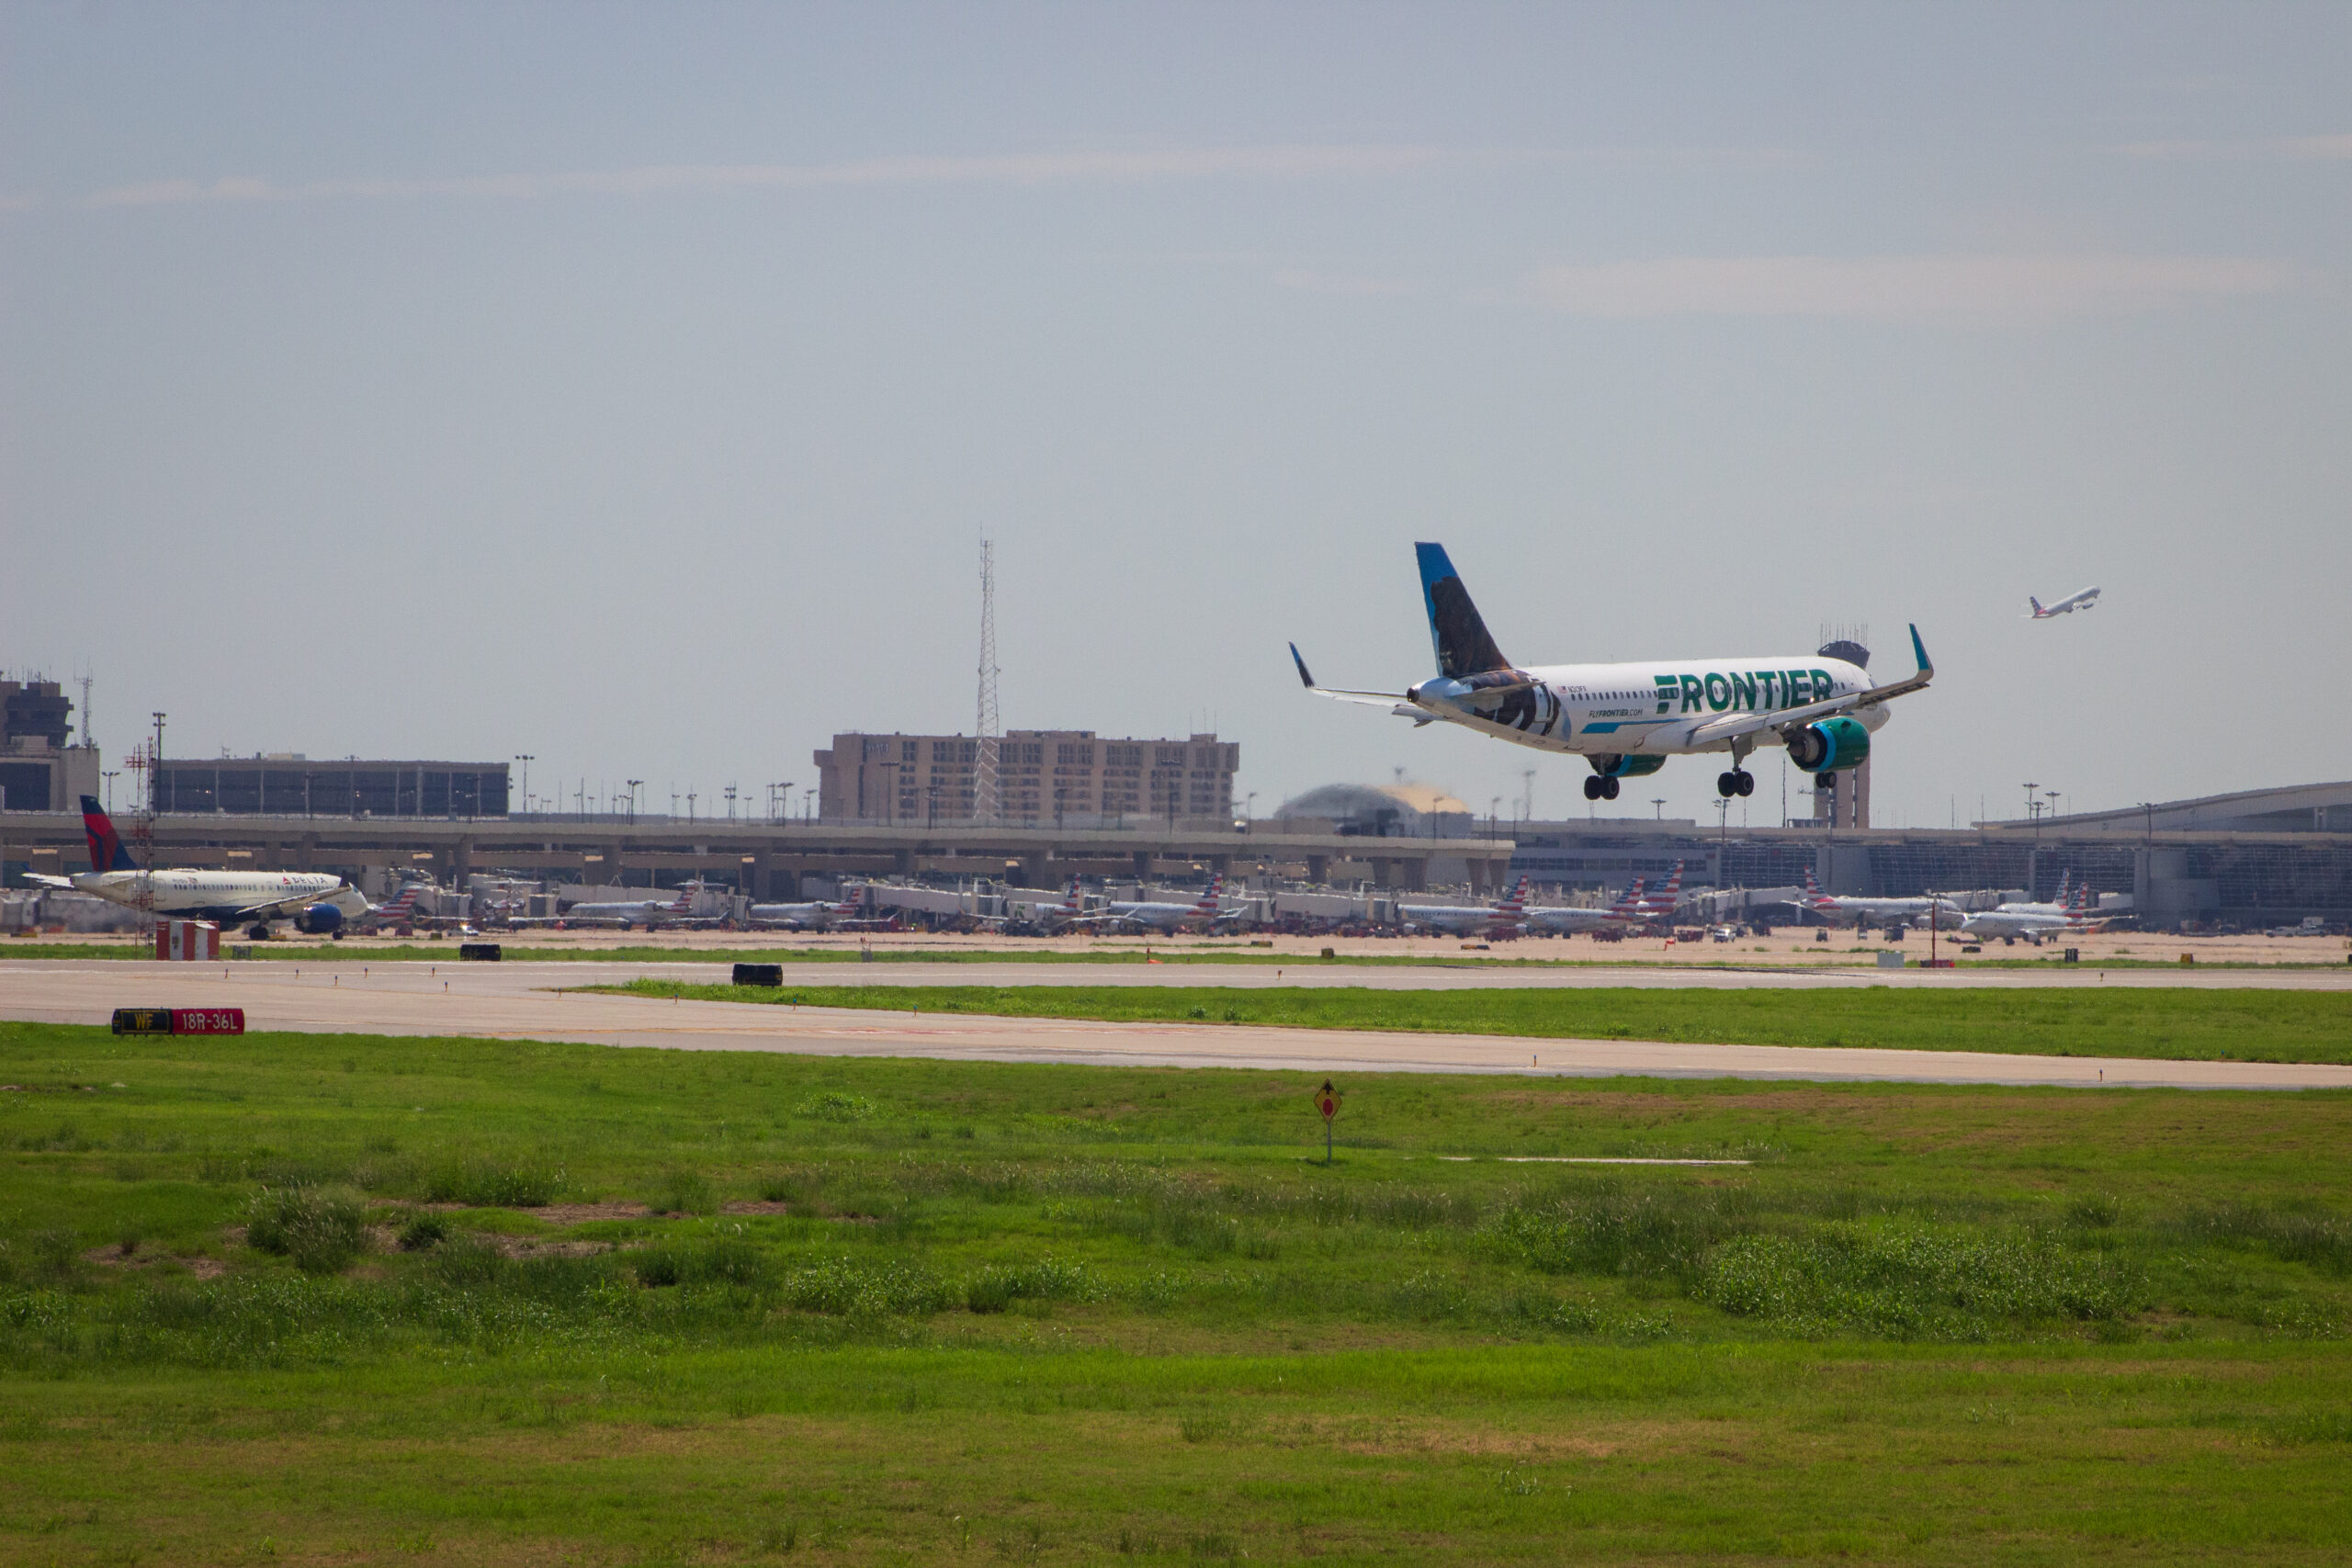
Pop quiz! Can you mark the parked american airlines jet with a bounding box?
[1069,874,1240,933]
[562,884,702,930]
[1293,545,1935,801]
[1398,875,1529,936]
[2029,586,2100,618]
[23,798,368,938]
[1521,871,1653,935]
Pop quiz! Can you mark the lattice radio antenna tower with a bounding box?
[974,537,1001,823]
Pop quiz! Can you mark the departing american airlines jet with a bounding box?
[2029,586,2100,618]
[1291,544,1935,802]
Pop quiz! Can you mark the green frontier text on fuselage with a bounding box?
[1656,668,1839,716]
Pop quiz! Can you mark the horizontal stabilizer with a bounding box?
[1287,642,1410,707]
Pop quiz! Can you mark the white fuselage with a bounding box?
[565,898,691,926]
[63,870,356,923]
[748,902,848,929]
[1962,908,2084,941]
[1397,901,1511,934]
[2031,587,2101,617]
[1104,900,1224,933]
[1415,656,1880,758]
[1811,894,1964,927]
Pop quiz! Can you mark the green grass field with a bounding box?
[598,979,2352,1065]
[3,1017,2349,1563]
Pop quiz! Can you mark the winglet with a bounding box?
[1289,641,1317,689]
[1908,623,1933,680]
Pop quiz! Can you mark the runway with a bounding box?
[4,959,2347,1090]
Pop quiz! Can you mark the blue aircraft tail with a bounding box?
[1413,543,1511,678]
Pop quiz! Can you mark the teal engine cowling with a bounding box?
[1590,753,1668,779]
[1786,716,1871,773]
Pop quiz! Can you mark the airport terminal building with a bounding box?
[1505,780,2352,930]
[152,757,511,818]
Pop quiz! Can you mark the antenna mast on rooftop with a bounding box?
[975,537,1001,823]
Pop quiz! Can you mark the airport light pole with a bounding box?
[725,784,738,823]
[627,780,643,827]
[1652,798,1666,821]
[152,713,166,813]
[102,771,117,812]
[514,756,533,816]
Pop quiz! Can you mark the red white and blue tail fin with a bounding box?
[369,883,424,923]
[1492,874,1530,914]
[79,796,139,873]
[1193,873,1226,914]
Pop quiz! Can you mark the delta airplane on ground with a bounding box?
[23,797,368,938]
[1293,545,1934,801]
[1399,875,1530,936]
[2029,586,2100,619]
[1797,870,1963,931]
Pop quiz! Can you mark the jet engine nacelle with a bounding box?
[293,903,345,935]
[1590,753,1668,779]
[1785,716,1871,774]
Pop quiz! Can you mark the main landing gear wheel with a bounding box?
[1583,776,1603,801]
[1716,770,1757,798]
[1600,776,1621,800]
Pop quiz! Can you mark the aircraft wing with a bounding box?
[1289,643,1410,707]
[226,886,351,920]
[1684,624,1935,748]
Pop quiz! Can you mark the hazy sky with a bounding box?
[6,4,2346,829]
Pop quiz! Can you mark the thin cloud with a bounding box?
[2113,133,2352,161]
[83,142,1794,209]
[1270,266,1417,299]
[1521,254,2290,321]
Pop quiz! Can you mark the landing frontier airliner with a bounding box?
[1291,544,1935,802]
